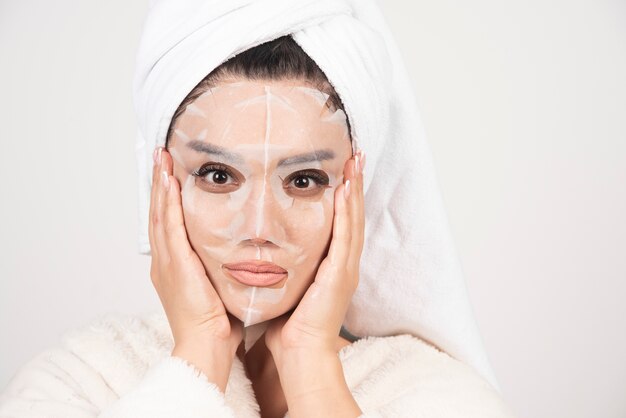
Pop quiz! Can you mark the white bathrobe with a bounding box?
[0,311,516,417]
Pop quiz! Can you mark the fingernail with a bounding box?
[355,153,360,174]
[361,151,366,172]
[161,171,170,190]
[157,147,163,166]
[344,179,351,199]
[153,147,159,163]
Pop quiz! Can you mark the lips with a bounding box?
[222,261,287,287]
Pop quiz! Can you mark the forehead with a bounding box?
[171,80,350,151]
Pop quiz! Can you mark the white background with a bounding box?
[1,1,625,417]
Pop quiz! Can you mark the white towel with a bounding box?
[132,0,501,393]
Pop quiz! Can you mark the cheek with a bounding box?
[284,198,334,262]
[267,173,336,256]
[180,174,243,256]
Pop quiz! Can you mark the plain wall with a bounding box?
[1,1,625,417]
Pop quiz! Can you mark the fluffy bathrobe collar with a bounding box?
[0,311,516,417]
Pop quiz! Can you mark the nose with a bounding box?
[238,178,284,246]
[247,237,272,246]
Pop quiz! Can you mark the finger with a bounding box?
[325,158,354,273]
[161,151,194,261]
[153,148,171,266]
[343,153,362,292]
[228,313,244,346]
[356,150,365,247]
[348,150,365,272]
[148,147,162,259]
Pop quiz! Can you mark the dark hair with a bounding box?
[165,35,352,147]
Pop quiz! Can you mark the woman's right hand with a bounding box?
[149,146,243,392]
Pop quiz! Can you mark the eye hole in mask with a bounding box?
[281,169,331,198]
[192,162,244,193]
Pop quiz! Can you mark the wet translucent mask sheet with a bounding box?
[168,80,352,339]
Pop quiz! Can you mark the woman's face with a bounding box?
[168,79,352,326]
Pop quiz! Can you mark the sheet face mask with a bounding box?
[167,80,353,349]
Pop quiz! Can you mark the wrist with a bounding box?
[276,349,343,396]
[276,350,361,417]
[171,339,236,393]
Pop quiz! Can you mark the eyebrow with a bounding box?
[186,140,245,164]
[186,140,336,167]
[277,149,336,167]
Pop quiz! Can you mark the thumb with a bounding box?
[228,313,244,348]
[264,312,290,353]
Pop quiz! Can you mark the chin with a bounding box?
[221,292,296,327]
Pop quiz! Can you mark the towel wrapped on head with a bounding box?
[133,0,501,392]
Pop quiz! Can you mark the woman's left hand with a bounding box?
[265,149,365,357]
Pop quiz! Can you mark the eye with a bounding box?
[282,169,331,197]
[192,162,242,193]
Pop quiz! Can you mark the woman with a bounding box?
[0,2,517,417]
[0,35,514,418]
[154,35,365,417]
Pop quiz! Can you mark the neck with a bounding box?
[237,332,275,380]
[238,332,290,418]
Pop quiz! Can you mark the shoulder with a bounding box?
[0,311,244,417]
[57,310,174,392]
[339,334,517,418]
[3,310,173,399]
[58,309,173,359]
